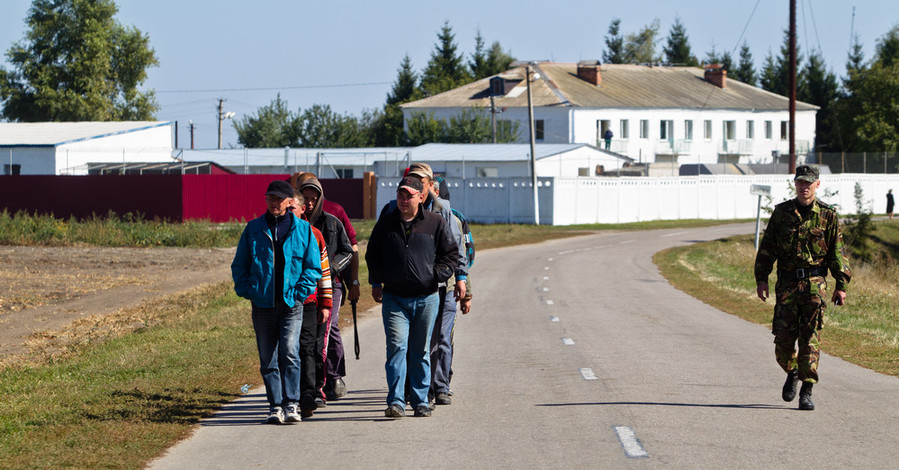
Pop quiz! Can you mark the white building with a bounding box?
[401,62,818,167]
[0,121,175,175]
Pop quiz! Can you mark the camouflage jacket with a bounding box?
[754,198,851,292]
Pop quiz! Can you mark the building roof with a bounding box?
[179,147,412,167]
[401,63,817,112]
[0,121,173,146]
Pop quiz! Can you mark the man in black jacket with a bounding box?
[366,176,460,418]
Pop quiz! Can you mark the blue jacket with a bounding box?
[231,213,322,308]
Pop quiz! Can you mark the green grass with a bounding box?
[655,220,899,377]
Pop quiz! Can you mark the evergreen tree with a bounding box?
[623,19,661,64]
[663,17,698,65]
[799,50,841,151]
[0,0,158,121]
[603,18,624,64]
[420,21,471,96]
[703,44,733,70]
[386,55,419,106]
[470,32,515,79]
[469,30,489,79]
[838,34,866,151]
[732,43,757,85]
[484,41,515,77]
[874,25,899,68]
[759,30,803,97]
[377,54,420,146]
[845,33,866,78]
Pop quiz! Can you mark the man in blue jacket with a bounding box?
[367,176,460,418]
[231,180,322,424]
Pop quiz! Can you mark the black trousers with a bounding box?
[299,302,326,401]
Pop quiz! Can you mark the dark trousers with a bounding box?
[299,302,326,401]
[325,280,347,382]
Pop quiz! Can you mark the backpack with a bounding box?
[451,208,475,268]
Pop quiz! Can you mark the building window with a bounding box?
[765,121,773,139]
[639,119,649,139]
[336,168,354,179]
[660,120,673,140]
[704,120,713,140]
[780,121,789,140]
[477,167,498,177]
[723,121,736,140]
[746,121,755,139]
[4,164,21,175]
[535,119,544,141]
[620,119,629,139]
[684,120,693,141]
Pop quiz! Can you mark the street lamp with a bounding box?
[526,62,540,225]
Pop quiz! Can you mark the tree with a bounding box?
[374,54,420,147]
[799,50,841,151]
[484,41,515,77]
[623,19,661,64]
[469,31,515,80]
[874,25,899,68]
[759,29,803,97]
[704,44,733,71]
[603,18,625,64]
[297,104,369,148]
[0,0,158,121]
[233,94,299,148]
[405,112,444,146]
[663,17,698,65]
[732,43,757,85]
[419,21,471,96]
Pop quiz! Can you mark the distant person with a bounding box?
[366,176,460,418]
[754,165,851,411]
[603,128,613,150]
[887,189,894,220]
[231,180,322,424]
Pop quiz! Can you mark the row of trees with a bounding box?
[0,2,895,153]
[233,22,517,148]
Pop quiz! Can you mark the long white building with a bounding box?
[401,62,817,167]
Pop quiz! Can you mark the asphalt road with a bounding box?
[149,223,899,469]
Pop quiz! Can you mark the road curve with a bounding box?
[149,223,899,469]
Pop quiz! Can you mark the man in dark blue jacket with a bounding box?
[231,180,322,424]
[366,176,460,418]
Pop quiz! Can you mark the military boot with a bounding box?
[798,382,815,410]
[782,369,799,402]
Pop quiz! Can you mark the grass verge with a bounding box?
[655,221,899,377]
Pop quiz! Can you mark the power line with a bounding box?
[156,81,391,94]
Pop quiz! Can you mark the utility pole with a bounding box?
[788,0,797,174]
[527,63,540,225]
[189,121,195,150]
[491,95,497,144]
[217,98,225,149]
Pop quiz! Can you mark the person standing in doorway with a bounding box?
[603,128,613,150]
[887,189,894,220]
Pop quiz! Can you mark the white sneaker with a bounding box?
[284,404,302,423]
[265,406,284,424]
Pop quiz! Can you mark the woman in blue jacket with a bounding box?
[231,180,322,424]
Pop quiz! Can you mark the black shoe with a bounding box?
[315,396,327,408]
[414,404,432,417]
[385,404,405,418]
[300,394,317,418]
[435,392,452,405]
[782,369,799,402]
[798,382,815,410]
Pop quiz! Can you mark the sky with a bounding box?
[1,0,897,149]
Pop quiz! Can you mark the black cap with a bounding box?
[265,180,294,199]
[397,176,423,195]
[794,165,819,183]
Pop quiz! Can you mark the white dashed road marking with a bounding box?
[579,368,597,380]
[546,300,554,305]
[549,316,560,322]
[660,231,689,238]
[562,337,575,345]
[613,426,649,458]
[619,239,636,245]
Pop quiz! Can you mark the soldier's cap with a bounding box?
[397,176,423,195]
[407,162,433,180]
[794,165,819,183]
[265,180,294,200]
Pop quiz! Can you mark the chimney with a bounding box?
[577,60,602,86]
[704,63,727,88]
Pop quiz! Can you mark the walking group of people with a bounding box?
[232,163,472,423]
[231,173,359,424]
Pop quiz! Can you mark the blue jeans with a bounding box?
[381,291,439,408]
[252,303,303,408]
[430,287,457,395]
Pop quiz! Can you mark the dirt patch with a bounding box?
[0,246,236,360]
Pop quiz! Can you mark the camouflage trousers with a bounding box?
[772,278,827,383]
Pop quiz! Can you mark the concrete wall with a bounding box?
[376,174,899,225]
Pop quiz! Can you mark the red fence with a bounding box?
[0,174,366,222]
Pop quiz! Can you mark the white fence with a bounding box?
[376,174,899,225]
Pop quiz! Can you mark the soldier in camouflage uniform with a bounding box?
[754,165,851,411]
